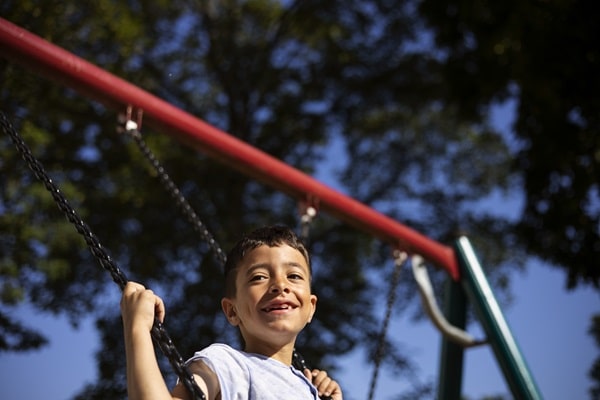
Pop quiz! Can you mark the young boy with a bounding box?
[121,225,343,400]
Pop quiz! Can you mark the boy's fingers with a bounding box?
[154,296,166,323]
[311,369,328,386]
[303,368,312,380]
[303,368,341,399]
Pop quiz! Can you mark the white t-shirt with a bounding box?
[187,343,319,400]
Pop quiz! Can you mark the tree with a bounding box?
[418,0,600,289]
[1,1,543,398]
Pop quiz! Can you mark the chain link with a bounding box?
[367,250,407,400]
[1,110,206,400]
[122,127,226,268]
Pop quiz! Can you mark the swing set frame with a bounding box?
[0,17,541,400]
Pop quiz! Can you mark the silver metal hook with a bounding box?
[411,255,486,348]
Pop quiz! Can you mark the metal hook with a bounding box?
[117,105,144,136]
[411,255,486,348]
[298,196,319,243]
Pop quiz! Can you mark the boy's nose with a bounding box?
[270,279,290,293]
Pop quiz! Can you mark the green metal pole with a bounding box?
[454,236,542,399]
[437,277,468,399]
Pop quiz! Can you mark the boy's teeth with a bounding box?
[268,305,289,311]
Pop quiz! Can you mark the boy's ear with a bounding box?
[307,294,317,324]
[221,298,239,326]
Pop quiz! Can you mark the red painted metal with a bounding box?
[0,17,459,280]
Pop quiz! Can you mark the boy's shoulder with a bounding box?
[191,343,240,361]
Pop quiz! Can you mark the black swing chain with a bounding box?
[367,250,407,400]
[121,126,227,268]
[0,111,206,400]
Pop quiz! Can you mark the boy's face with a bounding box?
[221,244,317,353]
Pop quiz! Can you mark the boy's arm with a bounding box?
[121,282,217,400]
[121,281,172,400]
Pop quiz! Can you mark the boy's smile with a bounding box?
[221,244,317,357]
[261,299,298,314]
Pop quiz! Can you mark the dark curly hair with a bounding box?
[223,225,311,297]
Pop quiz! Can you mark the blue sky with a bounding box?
[340,260,599,400]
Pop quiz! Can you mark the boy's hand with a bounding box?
[120,281,165,333]
[304,368,343,400]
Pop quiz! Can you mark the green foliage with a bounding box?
[1,0,597,398]
[419,0,600,288]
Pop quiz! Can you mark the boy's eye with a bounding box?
[250,275,267,282]
[289,273,303,280]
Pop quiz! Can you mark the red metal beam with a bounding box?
[0,17,459,280]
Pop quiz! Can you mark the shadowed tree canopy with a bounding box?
[0,0,597,398]
[419,0,600,288]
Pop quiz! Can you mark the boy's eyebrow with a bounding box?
[244,264,269,275]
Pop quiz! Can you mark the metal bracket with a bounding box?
[117,104,143,136]
[298,195,319,242]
